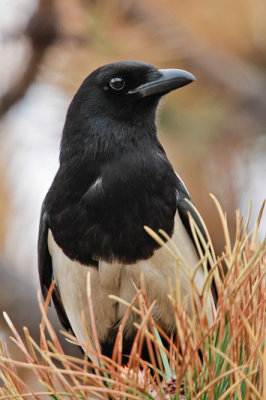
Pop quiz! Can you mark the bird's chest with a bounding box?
[48,210,201,349]
[49,157,177,266]
[48,230,177,345]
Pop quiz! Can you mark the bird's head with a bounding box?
[68,60,195,120]
[61,61,195,161]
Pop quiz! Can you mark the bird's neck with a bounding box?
[59,113,158,164]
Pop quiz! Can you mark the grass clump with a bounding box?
[0,196,265,399]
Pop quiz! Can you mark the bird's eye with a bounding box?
[109,77,125,91]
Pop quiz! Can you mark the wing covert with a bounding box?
[175,174,218,302]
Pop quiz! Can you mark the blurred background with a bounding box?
[0,0,265,385]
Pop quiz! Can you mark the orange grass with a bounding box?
[0,196,265,399]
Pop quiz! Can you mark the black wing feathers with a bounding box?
[38,207,52,299]
[176,178,208,246]
[176,177,218,302]
[38,205,72,331]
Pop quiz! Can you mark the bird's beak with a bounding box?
[128,68,195,97]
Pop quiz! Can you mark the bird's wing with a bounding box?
[175,173,207,245]
[175,173,217,302]
[38,204,72,331]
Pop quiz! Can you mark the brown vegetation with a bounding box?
[0,198,265,398]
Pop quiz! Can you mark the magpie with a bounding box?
[38,61,215,359]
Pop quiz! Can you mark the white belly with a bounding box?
[47,212,213,349]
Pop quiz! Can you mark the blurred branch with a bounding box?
[121,0,266,131]
[0,0,57,118]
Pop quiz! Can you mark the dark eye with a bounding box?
[109,77,125,91]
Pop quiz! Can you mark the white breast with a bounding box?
[47,211,213,349]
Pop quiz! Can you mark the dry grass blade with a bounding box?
[0,197,264,399]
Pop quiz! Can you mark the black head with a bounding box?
[73,60,194,118]
[60,61,195,162]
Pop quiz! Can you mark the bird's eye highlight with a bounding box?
[109,77,125,91]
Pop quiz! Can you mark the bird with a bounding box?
[38,60,216,360]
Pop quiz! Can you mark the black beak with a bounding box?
[128,68,195,97]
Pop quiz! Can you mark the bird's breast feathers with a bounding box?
[48,210,212,349]
[47,152,177,266]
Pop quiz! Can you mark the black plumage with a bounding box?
[38,61,215,359]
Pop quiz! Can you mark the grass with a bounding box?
[0,196,265,399]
